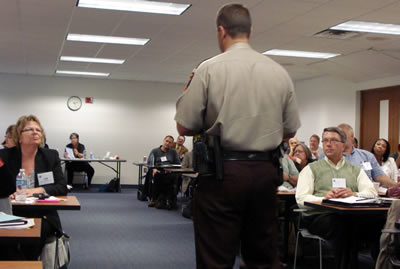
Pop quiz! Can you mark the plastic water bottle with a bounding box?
[148,153,155,168]
[83,149,87,159]
[16,169,28,202]
[90,152,94,160]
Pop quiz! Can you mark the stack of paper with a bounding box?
[329,196,379,204]
[0,212,27,227]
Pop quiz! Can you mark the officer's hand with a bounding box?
[152,169,160,177]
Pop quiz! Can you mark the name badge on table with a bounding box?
[362,161,372,171]
[160,156,167,162]
[38,172,54,186]
[332,178,346,188]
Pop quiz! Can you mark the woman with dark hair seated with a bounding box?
[0,115,67,260]
[64,132,95,189]
[291,143,314,172]
[371,138,399,182]
[1,124,16,149]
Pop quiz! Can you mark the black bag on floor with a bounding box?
[137,184,147,201]
[107,178,118,192]
[182,200,192,219]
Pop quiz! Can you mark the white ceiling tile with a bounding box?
[1,0,400,83]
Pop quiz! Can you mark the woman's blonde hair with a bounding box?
[13,115,46,148]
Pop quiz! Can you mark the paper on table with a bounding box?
[36,196,62,203]
[65,147,75,160]
[11,198,35,204]
[0,212,24,223]
[0,218,35,229]
[329,196,378,204]
[277,185,296,192]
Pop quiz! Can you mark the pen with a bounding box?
[36,200,60,203]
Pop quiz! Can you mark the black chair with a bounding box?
[293,208,326,269]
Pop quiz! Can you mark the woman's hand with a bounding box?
[26,187,45,197]
[10,187,46,199]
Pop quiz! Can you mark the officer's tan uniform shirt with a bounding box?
[175,42,301,151]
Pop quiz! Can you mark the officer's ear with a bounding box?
[217,25,226,37]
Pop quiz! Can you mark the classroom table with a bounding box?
[61,158,126,192]
[12,196,81,211]
[132,162,147,187]
[0,261,42,269]
[0,218,41,244]
[304,200,390,269]
[304,201,390,215]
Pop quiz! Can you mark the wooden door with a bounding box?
[360,86,400,152]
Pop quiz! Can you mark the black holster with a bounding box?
[193,134,224,181]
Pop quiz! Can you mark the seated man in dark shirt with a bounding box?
[64,133,95,189]
[147,135,180,209]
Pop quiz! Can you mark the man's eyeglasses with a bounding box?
[21,128,42,133]
[322,138,342,144]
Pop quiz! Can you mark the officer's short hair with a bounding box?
[70,133,79,140]
[216,3,251,38]
[322,127,347,144]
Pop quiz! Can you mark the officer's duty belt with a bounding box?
[223,150,273,161]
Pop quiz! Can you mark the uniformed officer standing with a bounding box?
[175,3,301,269]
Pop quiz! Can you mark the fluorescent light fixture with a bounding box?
[56,70,110,77]
[60,56,125,64]
[77,0,191,16]
[330,20,400,35]
[263,49,340,59]
[67,33,149,46]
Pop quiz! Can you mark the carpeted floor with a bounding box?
[59,188,376,269]
[59,188,196,269]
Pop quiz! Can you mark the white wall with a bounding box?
[294,75,357,143]
[294,74,400,146]
[0,74,186,185]
[2,72,400,184]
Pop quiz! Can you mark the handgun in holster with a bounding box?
[192,134,224,181]
[271,142,285,186]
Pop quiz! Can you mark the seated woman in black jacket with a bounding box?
[0,114,67,260]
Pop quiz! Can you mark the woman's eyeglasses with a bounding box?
[21,128,42,133]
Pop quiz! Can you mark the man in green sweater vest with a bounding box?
[296,127,379,269]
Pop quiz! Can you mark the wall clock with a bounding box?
[67,96,82,111]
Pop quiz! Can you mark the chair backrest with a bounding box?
[293,208,308,230]
[0,197,12,215]
[376,200,400,269]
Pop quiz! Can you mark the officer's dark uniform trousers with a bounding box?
[193,159,281,269]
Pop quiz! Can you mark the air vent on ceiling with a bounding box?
[314,29,362,40]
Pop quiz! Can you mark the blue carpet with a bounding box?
[59,189,375,269]
[59,189,196,269]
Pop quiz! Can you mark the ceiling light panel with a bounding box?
[60,56,125,64]
[263,49,340,59]
[56,70,110,77]
[67,33,150,45]
[331,21,400,35]
[77,0,191,16]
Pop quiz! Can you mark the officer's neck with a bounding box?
[222,38,249,52]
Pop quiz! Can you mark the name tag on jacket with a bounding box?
[38,172,54,186]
